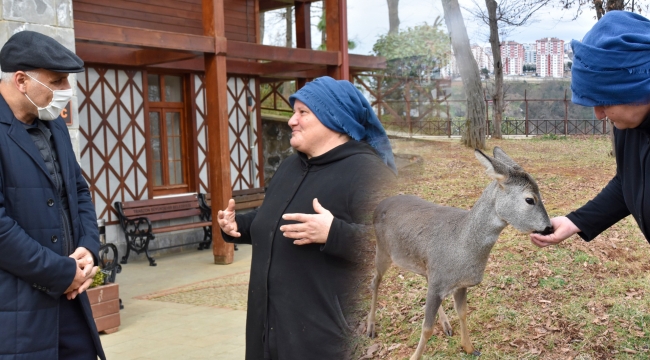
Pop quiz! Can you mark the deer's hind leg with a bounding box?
[366,248,392,338]
[437,306,453,336]
[453,287,480,356]
[410,286,443,360]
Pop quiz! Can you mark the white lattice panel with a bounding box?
[194,74,210,194]
[227,77,260,191]
[77,68,147,223]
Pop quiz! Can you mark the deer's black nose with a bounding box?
[534,226,553,236]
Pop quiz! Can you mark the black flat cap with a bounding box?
[0,31,84,73]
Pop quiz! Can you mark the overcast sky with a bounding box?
[263,0,620,55]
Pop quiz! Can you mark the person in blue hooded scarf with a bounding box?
[531,11,650,248]
[217,76,396,360]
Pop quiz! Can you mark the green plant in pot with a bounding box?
[89,269,107,289]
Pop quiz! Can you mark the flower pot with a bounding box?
[86,282,121,334]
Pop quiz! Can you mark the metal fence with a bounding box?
[353,75,609,138]
[259,76,609,138]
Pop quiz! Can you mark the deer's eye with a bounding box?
[525,198,535,205]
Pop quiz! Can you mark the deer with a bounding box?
[366,147,552,359]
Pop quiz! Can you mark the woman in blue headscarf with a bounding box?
[531,11,650,247]
[217,76,396,360]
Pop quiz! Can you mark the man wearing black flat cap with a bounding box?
[0,31,105,360]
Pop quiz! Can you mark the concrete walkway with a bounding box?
[99,245,252,360]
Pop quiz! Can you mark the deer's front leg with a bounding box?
[410,287,442,360]
[453,287,480,356]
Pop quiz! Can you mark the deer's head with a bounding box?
[475,147,552,234]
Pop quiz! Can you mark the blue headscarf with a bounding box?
[571,11,650,107]
[289,76,397,174]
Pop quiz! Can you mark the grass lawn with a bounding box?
[351,136,650,359]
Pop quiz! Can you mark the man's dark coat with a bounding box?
[0,96,105,359]
[568,116,650,241]
[224,140,394,360]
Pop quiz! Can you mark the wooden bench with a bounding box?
[114,194,212,266]
[200,189,265,213]
[198,189,265,251]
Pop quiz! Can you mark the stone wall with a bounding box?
[0,0,81,159]
[262,114,294,183]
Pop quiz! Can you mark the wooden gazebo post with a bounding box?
[326,0,350,80]
[203,0,234,265]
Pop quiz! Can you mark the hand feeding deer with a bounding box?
[367,147,552,359]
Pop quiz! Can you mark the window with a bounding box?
[146,74,191,196]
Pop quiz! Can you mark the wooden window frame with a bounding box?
[144,72,197,197]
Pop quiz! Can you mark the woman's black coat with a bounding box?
[223,140,395,360]
[568,115,650,241]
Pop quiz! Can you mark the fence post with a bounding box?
[404,81,412,137]
[524,89,529,137]
[273,82,278,110]
[466,100,470,138]
[484,89,490,136]
[377,74,382,118]
[564,89,569,136]
[447,100,451,138]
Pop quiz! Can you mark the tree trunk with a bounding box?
[259,11,265,43]
[320,10,327,49]
[387,0,400,34]
[609,120,616,156]
[285,6,293,47]
[283,6,293,102]
[441,0,486,149]
[606,0,625,11]
[594,0,605,19]
[485,0,503,139]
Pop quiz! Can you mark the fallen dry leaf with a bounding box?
[366,343,380,357]
[387,343,402,351]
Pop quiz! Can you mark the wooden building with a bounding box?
[69,0,385,264]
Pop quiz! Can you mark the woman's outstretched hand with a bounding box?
[530,216,580,247]
[217,199,240,237]
[281,198,334,245]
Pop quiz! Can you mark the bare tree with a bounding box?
[469,0,551,138]
[441,0,486,149]
[282,6,294,100]
[285,6,293,48]
[387,0,400,34]
[559,0,649,19]
[259,11,265,44]
[485,0,503,138]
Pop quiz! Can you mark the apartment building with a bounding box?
[523,43,536,65]
[501,41,524,75]
[471,44,493,71]
[536,37,565,78]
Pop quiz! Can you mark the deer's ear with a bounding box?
[475,149,508,182]
[493,147,522,170]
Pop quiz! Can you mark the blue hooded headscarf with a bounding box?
[289,76,397,174]
[571,11,650,107]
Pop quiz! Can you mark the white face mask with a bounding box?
[24,73,72,121]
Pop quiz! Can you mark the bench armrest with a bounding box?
[121,216,153,236]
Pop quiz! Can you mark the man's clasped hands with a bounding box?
[64,247,99,300]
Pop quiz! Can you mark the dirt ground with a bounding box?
[350,136,650,360]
